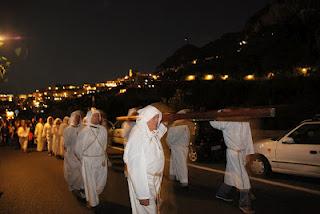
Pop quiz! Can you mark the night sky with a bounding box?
[0,0,269,94]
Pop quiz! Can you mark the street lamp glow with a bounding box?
[221,75,229,80]
[203,74,214,80]
[185,75,196,81]
[119,89,127,94]
[244,74,255,81]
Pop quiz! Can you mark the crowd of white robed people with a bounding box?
[9,105,257,214]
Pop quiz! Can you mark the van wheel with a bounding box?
[188,146,198,162]
[248,155,271,177]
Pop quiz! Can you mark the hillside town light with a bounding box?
[185,75,196,81]
[221,75,229,80]
[192,59,197,65]
[301,68,308,76]
[244,74,255,81]
[119,89,127,94]
[203,74,214,80]
[267,72,275,79]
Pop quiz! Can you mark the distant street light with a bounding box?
[185,75,196,81]
[203,74,214,80]
[244,74,255,81]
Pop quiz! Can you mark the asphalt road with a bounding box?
[1,146,320,214]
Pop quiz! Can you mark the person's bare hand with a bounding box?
[139,199,150,206]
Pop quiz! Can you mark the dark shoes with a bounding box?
[93,204,104,214]
[216,194,233,202]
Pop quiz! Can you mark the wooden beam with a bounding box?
[116,107,275,122]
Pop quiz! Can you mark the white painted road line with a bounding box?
[188,163,320,196]
[108,146,320,196]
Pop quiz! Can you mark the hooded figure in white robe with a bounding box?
[123,105,167,214]
[166,110,192,186]
[43,116,54,155]
[75,108,108,209]
[52,118,62,156]
[210,121,255,213]
[18,120,30,153]
[58,116,69,158]
[35,118,44,152]
[64,111,83,192]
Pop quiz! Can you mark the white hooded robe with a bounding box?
[58,117,69,157]
[43,117,53,153]
[123,105,167,214]
[166,125,190,184]
[52,118,62,156]
[64,112,83,191]
[34,122,44,152]
[210,121,254,190]
[75,110,108,207]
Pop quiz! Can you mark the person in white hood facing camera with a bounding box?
[124,105,167,214]
[75,108,108,212]
[210,121,255,214]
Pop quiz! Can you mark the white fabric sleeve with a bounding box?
[157,123,167,139]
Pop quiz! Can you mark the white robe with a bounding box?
[123,123,167,214]
[43,123,53,152]
[75,125,108,207]
[64,125,83,191]
[34,123,44,151]
[58,123,68,156]
[52,125,60,155]
[18,127,30,151]
[166,125,190,184]
[210,121,254,190]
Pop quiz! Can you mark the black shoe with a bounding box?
[93,204,104,214]
[216,194,233,202]
[72,190,86,205]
